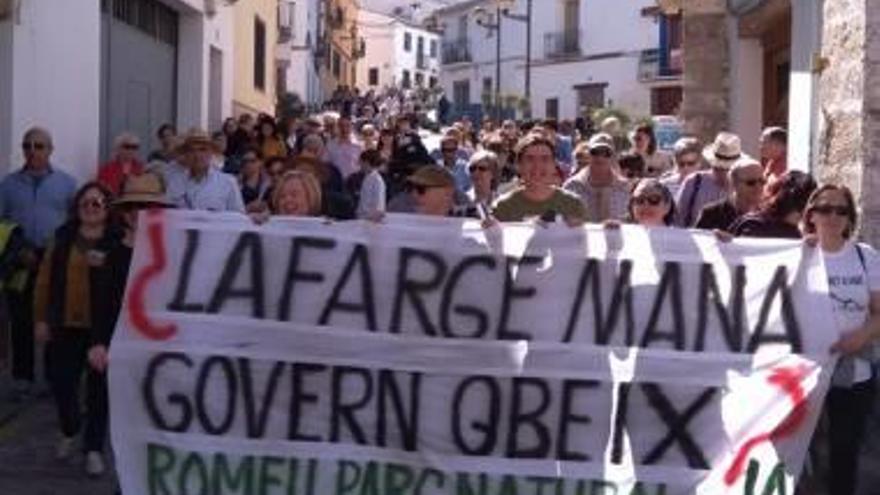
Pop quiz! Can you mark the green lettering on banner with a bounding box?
[498,474,519,495]
[385,462,416,495]
[147,443,176,495]
[360,461,381,495]
[336,460,362,494]
[177,451,210,495]
[212,452,254,493]
[744,460,788,495]
[415,468,446,493]
[456,472,489,495]
[590,480,618,495]
[257,456,286,495]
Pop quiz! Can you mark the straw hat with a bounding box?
[407,165,455,189]
[702,132,743,170]
[175,128,221,155]
[113,172,173,207]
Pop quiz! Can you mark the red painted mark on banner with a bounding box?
[723,365,809,486]
[127,209,177,341]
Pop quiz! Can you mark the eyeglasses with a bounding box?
[589,149,612,158]
[811,204,849,216]
[632,194,665,207]
[469,165,490,174]
[122,143,140,150]
[740,178,766,187]
[79,198,106,209]
[411,184,446,195]
[22,142,47,151]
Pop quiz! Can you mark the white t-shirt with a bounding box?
[822,242,880,383]
[357,169,386,219]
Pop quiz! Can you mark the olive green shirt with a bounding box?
[492,187,587,223]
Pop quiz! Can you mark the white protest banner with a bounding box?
[110,210,838,495]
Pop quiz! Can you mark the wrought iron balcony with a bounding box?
[637,48,683,82]
[441,38,472,64]
[544,29,581,59]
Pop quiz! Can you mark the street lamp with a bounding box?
[474,0,533,121]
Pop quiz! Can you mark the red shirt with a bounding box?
[97,160,145,195]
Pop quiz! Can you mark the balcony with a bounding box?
[637,48,683,83]
[441,38,472,65]
[416,51,428,69]
[544,29,581,59]
[278,25,292,43]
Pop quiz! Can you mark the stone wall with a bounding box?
[680,0,730,144]
[816,0,880,242]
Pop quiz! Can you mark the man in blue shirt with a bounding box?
[0,127,76,396]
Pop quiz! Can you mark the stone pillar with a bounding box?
[816,0,880,243]
[680,0,730,144]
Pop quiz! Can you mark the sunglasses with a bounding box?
[22,142,47,151]
[411,184,446,195]
[632,194,665,207]
[469,165,490,174]
[740,178,766,187]
[122,143,140,150]
[589,149,612,158]
[811,204,849,216]
[79,198,106,209]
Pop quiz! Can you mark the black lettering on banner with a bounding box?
[439,256,497,338]
[610,383,631,465]
[238,358,284,439]
[206,232,265,318]
[147,443,175,495]
[564,259,634,344]
[195,356,237,435]
[167,229,205,313]
[376,370,422,451]
[212,453,254,493]
[497,256,542,341]
[451,376,501,455]
[143,352,194,432]
[556,379,599,461]
[390,248,448,336]
[177,451,209,495]
[257,456,285,494]
[747,266,803,353]
[640,262,686,350]
[330,366,373,446]
[505,377,551,458]
[318,244,378,331]
[640,384,714,469]
[288,363,328,442]
[695,264,746,352]
[277,237,336,321]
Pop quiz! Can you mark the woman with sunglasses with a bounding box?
[464,150,500,218]
[624,178,676,227]
[97,132,145,195]
[33,182,122,476]
[802,184,880,495]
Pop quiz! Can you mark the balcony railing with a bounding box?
[544,29,581,59]
[441,38,472,64]
[637,48,683,82]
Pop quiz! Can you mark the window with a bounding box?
[453,80,470,109]
[369,68,379,86]
[402,70,411,89]
[545,98,559,120]
[429,76,438,88]
[430,40,437,58]
[332,50,341,78]
[254,17,266,91]
[415,72,424,87]
[482,77,493,95]
[404,32,412,52]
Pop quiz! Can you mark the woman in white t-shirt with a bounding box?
[803,184,880,495]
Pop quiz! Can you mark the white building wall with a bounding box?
[4,0,102,181]
[728,19,764,158]
[282,0,322,105]
[0,0,235,182]
[359,10,441,92]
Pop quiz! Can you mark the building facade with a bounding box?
[434,0,666,122]
[319,0,362,96]
[357,9,441,92]
[0,0,235,182]
[277,0,323,107]
[233,0,278,116]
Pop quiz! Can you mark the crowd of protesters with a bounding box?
[0,88,877,495]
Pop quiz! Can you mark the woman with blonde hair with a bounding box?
[97,132,145,195]
[271,170,323,217]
